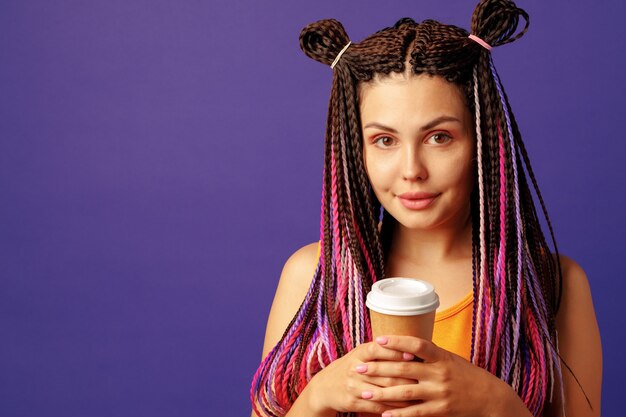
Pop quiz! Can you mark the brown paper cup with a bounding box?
[366,278,439,340]
[361,279,439,417]
[369,309,436,340]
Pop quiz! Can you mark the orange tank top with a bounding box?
[431,292,473,361]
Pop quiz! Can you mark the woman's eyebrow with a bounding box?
[420,115,461,132]
[362,122,399,133]
[363,115,461,133]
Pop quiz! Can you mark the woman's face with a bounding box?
[360,73,475,231]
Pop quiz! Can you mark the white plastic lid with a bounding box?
[366,278,440,316]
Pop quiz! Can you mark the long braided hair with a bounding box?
[251,1,563,416]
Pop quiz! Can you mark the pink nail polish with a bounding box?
[376,336,388,344]
[382,412,393,417]
[402,352,414,360]
[355,364,368,373]
[361,390,374,399]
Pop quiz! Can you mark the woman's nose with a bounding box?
[402,145,428,181]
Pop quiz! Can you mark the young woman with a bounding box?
[251,1,602,416]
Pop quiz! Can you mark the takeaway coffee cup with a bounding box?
[366,278,440,340]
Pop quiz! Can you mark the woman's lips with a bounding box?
[397,192,440,210]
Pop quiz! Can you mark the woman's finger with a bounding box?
[361,374,418,387]
[378,400,416,409]
[358,360,430,381]
[367,382,436,403]
[375,335,443,363]
[381,399,448,417]
[345,379,403,414]
[354,341,416,363]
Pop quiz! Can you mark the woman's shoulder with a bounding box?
[275,241,321,308]
[547,254,602,416]
[281,241,320,282]
[552,252,599,342]
[259,242,320,359]
[555,254,593,307]
[557,253,586,278]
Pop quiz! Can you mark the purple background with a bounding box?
[1,1,623,416]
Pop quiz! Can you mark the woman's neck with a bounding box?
[387,211,473,267]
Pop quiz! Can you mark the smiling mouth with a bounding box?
[396,192,440,210]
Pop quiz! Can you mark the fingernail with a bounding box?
[355,364,368,373]
[382,412,393,417]
[361,390,373,399]
[375,336,388,345]
[402,352,414,360]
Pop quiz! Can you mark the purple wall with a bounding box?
[1,1,622,415]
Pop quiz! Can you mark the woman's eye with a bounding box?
[426,133,452,145]
[373,136,395,148]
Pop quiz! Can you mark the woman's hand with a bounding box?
[302,340,422,416]
[356,335,531,417]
